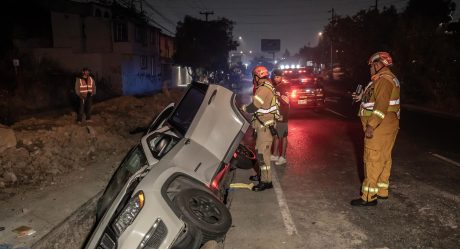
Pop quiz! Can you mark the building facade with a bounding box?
[25,0,172,96]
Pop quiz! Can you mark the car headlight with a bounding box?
[112,191,145,237]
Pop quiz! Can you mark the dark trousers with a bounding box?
[77,94,93,121]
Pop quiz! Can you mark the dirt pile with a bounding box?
[0,90,183,190]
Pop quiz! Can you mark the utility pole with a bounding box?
[328,8,335,71]
[375,0,379,10]
[199,11,214,21]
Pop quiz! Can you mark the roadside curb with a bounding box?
[31,191,102,249]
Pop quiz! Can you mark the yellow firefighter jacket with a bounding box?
[252,79,280,127]
[359,67,400,129]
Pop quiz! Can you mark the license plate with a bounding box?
[298,100,307,104]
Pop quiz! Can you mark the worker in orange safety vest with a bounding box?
[75,67,96,124]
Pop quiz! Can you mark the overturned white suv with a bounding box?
[85,82,255,249]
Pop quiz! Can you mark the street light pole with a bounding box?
[328,8,335,72]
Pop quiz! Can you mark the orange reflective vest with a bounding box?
[79,77,94,95]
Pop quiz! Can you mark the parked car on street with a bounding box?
[281,67,325,110]
[85,82,255,249]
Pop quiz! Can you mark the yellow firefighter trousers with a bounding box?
[361,112,399,201]
[255,125,274,182]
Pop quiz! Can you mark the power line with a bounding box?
[143,1,177,27]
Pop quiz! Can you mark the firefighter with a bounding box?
[351,52,400,206]
[75,67,96,124]
[241,66,280,191]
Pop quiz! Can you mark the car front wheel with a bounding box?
[174,188,232,242]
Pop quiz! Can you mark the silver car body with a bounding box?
[85,83,249,249]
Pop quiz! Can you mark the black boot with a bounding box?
[249,175,260,181]
[350,198,378,206]
[252,182,273,191]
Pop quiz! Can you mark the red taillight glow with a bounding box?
[210,164,230,190]
[282,79,289,83]
[291,89,297,98]
[301,78,310,83]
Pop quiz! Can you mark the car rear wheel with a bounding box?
[174,188,232,242]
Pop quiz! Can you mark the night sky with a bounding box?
[148,0,460,58]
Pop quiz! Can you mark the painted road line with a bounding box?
[432,153,460,168]
[271,167,298,236]
[325,108,348,118]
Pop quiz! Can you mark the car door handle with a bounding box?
[194,162,202,172]
[208,90,217,105]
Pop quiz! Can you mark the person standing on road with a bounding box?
[242,66,280,191]
[351,52,400,206]
[270,69,290,165]
[75,67,96,124]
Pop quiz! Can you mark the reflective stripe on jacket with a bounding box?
[252,79,280,126]
[79,77,94,95]
[359,68,400,125]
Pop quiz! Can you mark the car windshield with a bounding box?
[96,145,147,219]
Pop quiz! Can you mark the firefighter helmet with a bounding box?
[368,52,393,66]
[252,66,269,78]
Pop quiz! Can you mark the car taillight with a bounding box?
[301,78,310,83]
[210,164,230,190]
[282,79,289,83]
[291,89,297,98]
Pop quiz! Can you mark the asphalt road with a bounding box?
[225,80,460,249]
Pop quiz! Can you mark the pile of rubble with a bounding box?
[0,90,183,191]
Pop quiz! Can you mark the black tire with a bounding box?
[170,222,203,249]
[234,144,257,169]
[174,188,232,242]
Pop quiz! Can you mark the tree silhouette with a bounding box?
[173,16,238,77]
[309,0,459,110]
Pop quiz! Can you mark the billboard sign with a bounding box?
[261,39,280,52]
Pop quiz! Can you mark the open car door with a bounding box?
[184,84,249,163]
[146,103,175,134]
